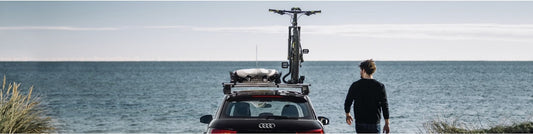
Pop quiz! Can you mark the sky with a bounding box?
[1,1,533,61]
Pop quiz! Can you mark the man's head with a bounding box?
[359,59,376,77]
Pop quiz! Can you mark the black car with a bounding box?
[200,69,329,133]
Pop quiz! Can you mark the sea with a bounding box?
[0,61,532,133]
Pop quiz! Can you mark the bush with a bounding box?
[484,122,533,133]
[423,118,533,133]
[0,76,54,133]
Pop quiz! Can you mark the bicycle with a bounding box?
[269,7,321,84]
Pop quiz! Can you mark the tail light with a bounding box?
[297,129,324,134]
[211,128,237,134]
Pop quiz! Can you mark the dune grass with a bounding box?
[423,117,533,133]
[0,76,54,133]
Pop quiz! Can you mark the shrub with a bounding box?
[423,117,533,133]
[0,76,54,133]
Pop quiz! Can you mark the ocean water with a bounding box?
[1,61,532,133]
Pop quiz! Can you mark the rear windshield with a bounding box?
[221,99,313,119]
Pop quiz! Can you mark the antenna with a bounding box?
[256,44,258,68]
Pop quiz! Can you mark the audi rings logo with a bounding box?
[258,123,276,129]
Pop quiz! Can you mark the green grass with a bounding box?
[423,118,533,133]
[0,76,54,133]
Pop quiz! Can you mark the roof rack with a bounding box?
[222,82,310,95]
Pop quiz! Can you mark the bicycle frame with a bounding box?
[269,7,321,84]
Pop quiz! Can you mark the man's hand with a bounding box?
[345,113,353,125]
[383,119,390,134]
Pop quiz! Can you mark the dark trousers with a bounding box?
[355,123,381,133]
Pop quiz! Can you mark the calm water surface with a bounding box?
[1,61,532,133]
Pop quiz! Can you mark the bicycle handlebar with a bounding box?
[269,9,321,16]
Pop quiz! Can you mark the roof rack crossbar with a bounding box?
[222,83,310,95]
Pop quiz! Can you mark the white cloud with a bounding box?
[178,24,533,42]
[142,25,192,29]
[0,26,119,31]
[143,25,286,33]
[191,26,286,34]
[3,24,533,42]
[304,24,533,42]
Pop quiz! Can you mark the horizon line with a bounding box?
[1,60,532,62]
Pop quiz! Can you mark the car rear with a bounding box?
[207,90,325,133]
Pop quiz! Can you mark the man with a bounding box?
[344,59,390,134]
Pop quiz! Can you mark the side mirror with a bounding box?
[318,116,329,125]
[200,115,213,124]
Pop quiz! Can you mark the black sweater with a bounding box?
[344,78,389,124]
